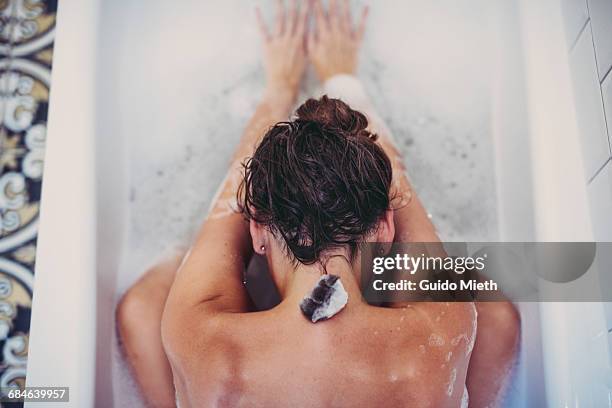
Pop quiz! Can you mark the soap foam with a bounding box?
[300,275,349,323]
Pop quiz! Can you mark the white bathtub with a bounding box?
[24,0,611,407]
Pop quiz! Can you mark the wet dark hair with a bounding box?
[238,95,393,265]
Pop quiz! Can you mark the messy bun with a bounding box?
[296,96,373,138]
[239,95,392,265]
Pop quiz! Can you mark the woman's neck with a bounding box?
[279,256,365,308]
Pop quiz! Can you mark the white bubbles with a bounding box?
[446,368,457,396]
[461,385,469,408]
[428,333,445,347]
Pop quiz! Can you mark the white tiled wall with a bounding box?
[563,0,612,373]
[563,0,612,231]
[562,0,589,46]
[569,27,611,180]
[603,71,612,149]
[586,160,612,239]
[587,0,612,80]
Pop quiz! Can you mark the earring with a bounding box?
[260,245,265,253]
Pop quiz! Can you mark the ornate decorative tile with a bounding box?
[0,0,56,397]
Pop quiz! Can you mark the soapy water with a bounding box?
[461,385,469,408]
[449,304,478,357]
[428,333,446,347]
[206,159,243,220]
[447,367,457,396]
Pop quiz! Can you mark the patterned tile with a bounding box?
[0,0,56,400]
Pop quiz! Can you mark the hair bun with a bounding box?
[240,95,393,265]
[296,95,369,135]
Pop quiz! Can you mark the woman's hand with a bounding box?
[257,0,309,101]
[307,0,368,82]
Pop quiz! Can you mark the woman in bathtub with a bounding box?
[117,1,519,407]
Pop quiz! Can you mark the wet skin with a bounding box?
[165,291,476,408]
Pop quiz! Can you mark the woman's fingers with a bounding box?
[355,5,369,42]
[341,0,351,31]
[275,0,286,35]
[258,1,312,44]
[256,7,271,41]
[329,0,339,26]
[312,0,328,33]
[306,10,317,54]
[287,0,298,36]
[294,0,309,38]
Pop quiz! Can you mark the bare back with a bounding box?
[168,301,476,408]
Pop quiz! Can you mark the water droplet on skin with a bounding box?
[400,316,405,322]
[419,345,426,354]
[428,333,445,347]
[446,351,452,362]
[374,331,379,336]
[451,334,469,347]
[447,368,457,396]
[389,373,398,382]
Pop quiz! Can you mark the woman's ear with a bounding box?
[250,220,267,255]
[377,209,395,243]
[364,209,395,248]
[368,209,395,256]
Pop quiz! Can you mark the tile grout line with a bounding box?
[585,20,612,159]
[588,156,612,185]
[601,64,612,86]
[584,0,612,158]
[570,17,590,52]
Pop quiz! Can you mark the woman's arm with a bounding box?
[164,2,308,321]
